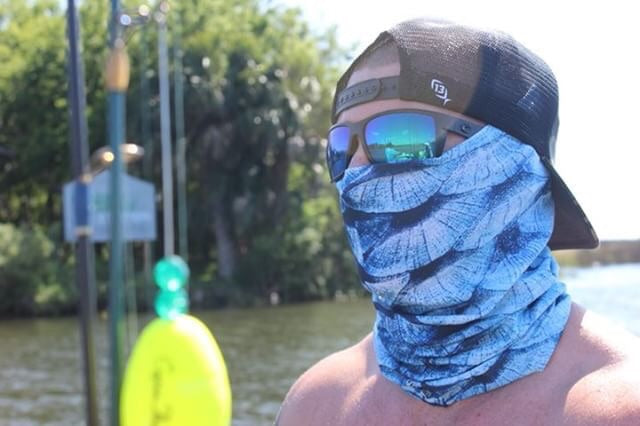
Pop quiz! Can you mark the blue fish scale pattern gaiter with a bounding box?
[336,125,571,406]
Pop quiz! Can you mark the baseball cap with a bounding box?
[331,18,598,250]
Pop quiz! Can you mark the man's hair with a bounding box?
[350,39,399,73]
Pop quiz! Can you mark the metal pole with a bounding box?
[140,24,153,182]
[66,1,98,424]
[107,82,126,426]
[173,18,188,261]
[157,7,175,257]
[124,242,138,352]
[138,23,155,312]
[107,2,128,424]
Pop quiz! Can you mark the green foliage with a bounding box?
[0,224,74,316]
[164,0,346,279]
[217,159,361,305]
[152,0,353,302]
[234,194,358,304]
[0,0,68,225]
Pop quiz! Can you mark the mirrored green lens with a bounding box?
[364,113,438,163]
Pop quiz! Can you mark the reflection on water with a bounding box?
[0,264,638,425]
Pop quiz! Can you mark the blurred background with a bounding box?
[0,0,638,425]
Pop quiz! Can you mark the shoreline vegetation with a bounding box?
[553,240,640,267]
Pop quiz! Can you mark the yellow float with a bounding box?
[120,256,231,425]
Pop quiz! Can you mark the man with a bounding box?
[278,18,640,425]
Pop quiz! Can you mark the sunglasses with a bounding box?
[326,109,483,182]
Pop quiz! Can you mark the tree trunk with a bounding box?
[269,139,290,225]
[212,191,236,280]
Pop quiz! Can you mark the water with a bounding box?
[560,263,640,335]
[0,264,638,425]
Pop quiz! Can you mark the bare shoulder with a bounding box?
[563,307,640,425]
[276,334,374,426]
[565,358,640,425]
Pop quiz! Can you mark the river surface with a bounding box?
[0,263,638,425]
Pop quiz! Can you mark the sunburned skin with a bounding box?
[276,63,640,426]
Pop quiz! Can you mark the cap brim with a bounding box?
[542,158,599,250]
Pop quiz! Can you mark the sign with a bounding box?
[63,171,157,242]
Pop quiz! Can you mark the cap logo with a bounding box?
[430,79,451,106]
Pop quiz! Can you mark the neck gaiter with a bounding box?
[335,125,571,406]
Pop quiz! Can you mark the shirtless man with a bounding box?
[278,18,640,425]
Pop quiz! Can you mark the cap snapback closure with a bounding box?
[333,77,400,120]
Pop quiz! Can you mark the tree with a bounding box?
[152,0,351,297]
